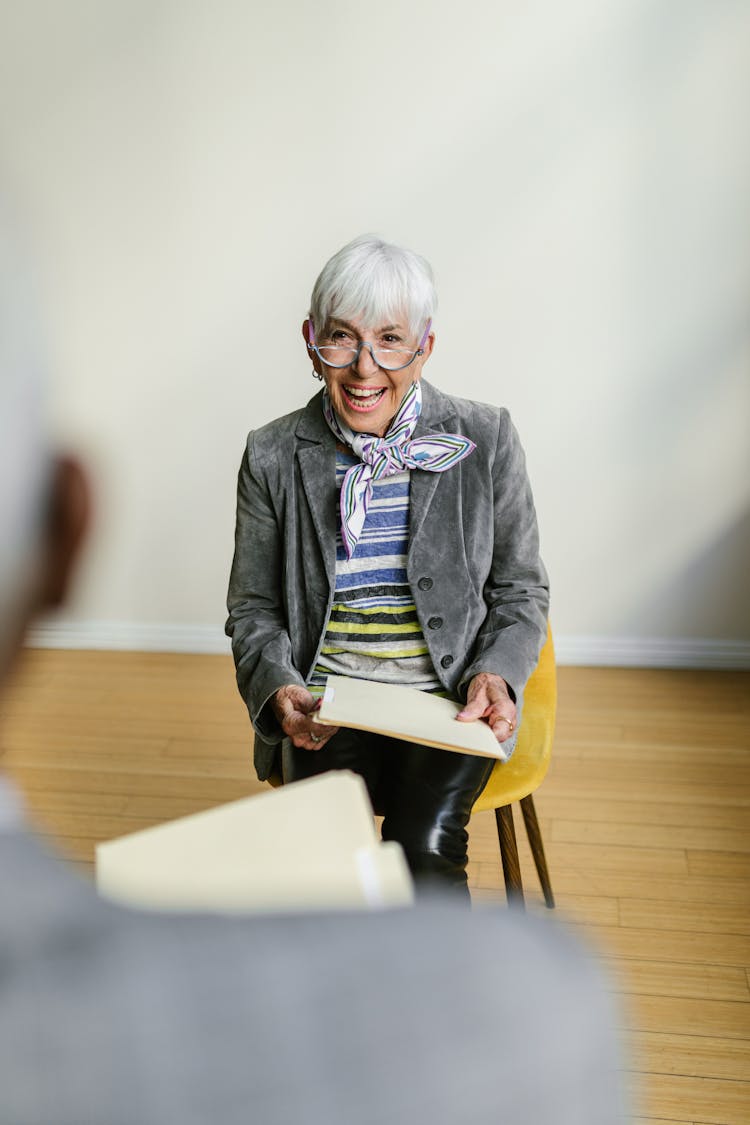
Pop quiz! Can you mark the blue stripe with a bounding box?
[353,509,408,530]
[335,568,409,587]
[367,481,410,497]
[336,543,408,563]
[334,455,409,565]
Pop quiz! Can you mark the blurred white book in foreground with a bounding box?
[96,771,412,913]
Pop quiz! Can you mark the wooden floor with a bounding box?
[1,650,749,1124]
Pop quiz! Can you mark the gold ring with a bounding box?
[500,717,515,732]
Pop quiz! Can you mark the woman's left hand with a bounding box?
[456,673,517,743]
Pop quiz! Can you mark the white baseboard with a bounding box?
[554,634,750,669]
[25,621,750,669]
[26,621,231,655]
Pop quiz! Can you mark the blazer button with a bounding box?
[417,577,433,591]
[428,616,443,630]
[440,655,454,668]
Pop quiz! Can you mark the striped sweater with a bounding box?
[307,450,442,697]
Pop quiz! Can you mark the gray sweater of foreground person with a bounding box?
[0,796,624,1124]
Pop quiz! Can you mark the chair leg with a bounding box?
[494,804,524,908]
[520,794,555,908]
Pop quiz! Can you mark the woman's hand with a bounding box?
[271,684,339,750]
[456,673,517,743]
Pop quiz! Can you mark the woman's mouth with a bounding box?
[341,385,387,411]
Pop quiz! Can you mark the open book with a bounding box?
[96,772,413,914]
[317,675,508,762]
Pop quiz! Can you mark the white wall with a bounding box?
[2,0,749,665]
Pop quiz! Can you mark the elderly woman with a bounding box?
[226,235,548,897]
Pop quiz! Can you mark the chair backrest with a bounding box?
[472,626,557,813]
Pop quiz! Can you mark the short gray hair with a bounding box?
[309,234,437,340]
[0,203,49,657]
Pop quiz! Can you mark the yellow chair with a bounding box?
[472,627,557,908]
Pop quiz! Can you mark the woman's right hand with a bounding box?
[271,684,339,750]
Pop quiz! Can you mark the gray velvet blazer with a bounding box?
[226,379,549,781]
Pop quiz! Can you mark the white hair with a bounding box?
[309,234,437,340]
[0,203,50,658]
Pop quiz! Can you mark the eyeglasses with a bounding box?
[308,320,432,372]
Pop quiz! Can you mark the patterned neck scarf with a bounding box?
[322,381,476,558]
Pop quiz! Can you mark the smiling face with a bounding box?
[304,312,434,437]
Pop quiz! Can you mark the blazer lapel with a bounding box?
[409,380,458,546]
[296,395,338,593]
[409,460,443,545]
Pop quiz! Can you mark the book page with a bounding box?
[96,772,414,913]
[318,675,508,761]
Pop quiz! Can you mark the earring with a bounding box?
[311,368,323,381]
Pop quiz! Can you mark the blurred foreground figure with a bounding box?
[0,210,625,1124]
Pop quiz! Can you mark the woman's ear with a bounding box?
[38,456,91,611]
[412,330,435,382]
[302,318,324,380]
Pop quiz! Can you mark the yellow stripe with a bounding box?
[320,644,429,658]
[326,620,421,636]
[329,603,417,617]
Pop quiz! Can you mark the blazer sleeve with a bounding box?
[225,435,307,743]
[458,409,549,702]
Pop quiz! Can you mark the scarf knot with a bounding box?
[323,382,476,558]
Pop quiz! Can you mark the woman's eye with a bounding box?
[383,335,402,346]
[331,330,353,343]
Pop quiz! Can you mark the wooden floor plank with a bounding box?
[630,1118,693,1125]
[621,994,750,1040]
[26,810,175,841]
[545,893,621,927]
[603,957,750,1003]
[572,924,750,970]
[547,778,748,807]
[546,868,750,907]
[7,760,258,788]
[619,899,750,938]
[560,738,750,762]
[536,839,690,877]
[539,794,750,832]
[641,1074,750,1125]
[625,1030,750,1082]
[552,819,750,854]
[688,851,750,880]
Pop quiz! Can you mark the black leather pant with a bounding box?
[282,728,495,900]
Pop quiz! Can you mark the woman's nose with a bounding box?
[352,342,379,376]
